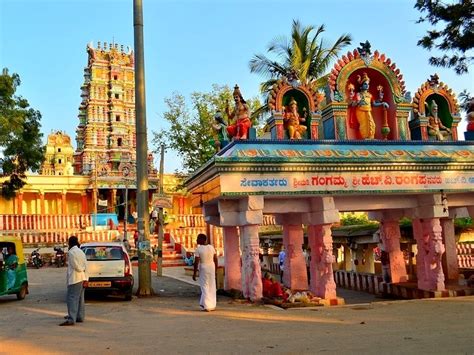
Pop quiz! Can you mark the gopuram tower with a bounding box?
[74,41,157,216]
[74,41,137,176]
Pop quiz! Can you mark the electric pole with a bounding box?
[156,144,164,276]
[133,0,153,296]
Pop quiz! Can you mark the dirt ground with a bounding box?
[0,267,473,354]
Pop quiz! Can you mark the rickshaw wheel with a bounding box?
[16,283,28,300]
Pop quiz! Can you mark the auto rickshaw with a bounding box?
[0,235,28,300]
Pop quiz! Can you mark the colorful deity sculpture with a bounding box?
[411,74,460,141]
[225,85,252,140]
[211,111,229,152]
[349,72,389,139]
[426,100,451,141]
[283,97,307,139]
[466,98,474,132]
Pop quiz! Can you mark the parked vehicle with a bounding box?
[81,242,134,301]
[30,248,43,269]
[0,235,29,300]
[53,246,66,267]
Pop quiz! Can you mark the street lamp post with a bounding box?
[133,0,153,296]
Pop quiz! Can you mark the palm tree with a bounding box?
[249,20,352,116]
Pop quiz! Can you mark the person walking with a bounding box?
[278,247,286,283]
[60,236,88,326]
[192,233,217,312]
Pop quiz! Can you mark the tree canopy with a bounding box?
[0,69,45,198]
[415,0,473,74]
[249,20,351,114]
[152,84,261,176]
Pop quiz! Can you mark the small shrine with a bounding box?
[41,131,75,176]
[186,41,474,304]
[410,73,461,141]
[266,78,324,140]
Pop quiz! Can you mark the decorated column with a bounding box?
[441,218,459,281]
[307,224,336,299]
[278,216,307,290]
[414,218,446,291]
[218,196,264,301]
[411,194,447,291]
[223,226,241,291]
[240,224,262,301]
[303,197,339,299]
[379,219,408,283]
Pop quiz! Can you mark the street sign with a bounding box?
[152,193,172,209]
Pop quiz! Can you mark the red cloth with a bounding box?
[271,281,284,298]
[262,278,273,298]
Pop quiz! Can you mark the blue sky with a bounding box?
[1,0,473,172]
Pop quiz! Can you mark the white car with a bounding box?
[80,242,134,301]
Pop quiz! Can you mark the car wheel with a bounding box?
[16,283,28,300]
[124,292,133,301]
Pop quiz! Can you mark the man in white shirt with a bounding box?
[60,236,88,326]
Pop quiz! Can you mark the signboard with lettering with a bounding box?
[220,171,474,194]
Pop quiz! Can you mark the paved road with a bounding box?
[0,267,473,354]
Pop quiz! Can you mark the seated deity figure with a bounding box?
[467,98,474,132]
[225,85,252,140]
[350,72,389,139]
[426,100,451,141]
[283,98,307,139]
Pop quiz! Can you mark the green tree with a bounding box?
[0,69,45,198]
[249,20,352,114]
[153,84,260,175]
[415,0,473,75]
[459,90,472,112]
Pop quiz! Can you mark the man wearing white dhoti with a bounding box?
[192,233,218,311]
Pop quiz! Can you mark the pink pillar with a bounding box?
[441,218,459,281]
[413,218,446,291]
[308,224,336,299]
[240,225,262,301]
[223,226,241,291]
[282,224,308,290]
[380,220,408,283]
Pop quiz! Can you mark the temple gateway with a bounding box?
[186,44,474,303]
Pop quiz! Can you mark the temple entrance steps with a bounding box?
[161,242,186,267]
[131,237,186,268]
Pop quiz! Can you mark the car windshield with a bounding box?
[82,246,123,261]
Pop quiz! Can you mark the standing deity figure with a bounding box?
[283,98,307,139]
[466,98,474,132]
[426,100,451,140]
[211,111,228,152]
[225,85,252,140]
[351,72,389,139]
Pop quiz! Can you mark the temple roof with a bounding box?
[186,140,474,195]
[215,140,474,165]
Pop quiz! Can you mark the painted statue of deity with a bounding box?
[350,72,389,139]
[212,111,229,152]
[426,100,451,141]
[283,97,307,139]
[225,85,252,140]
[466,98,474,132]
